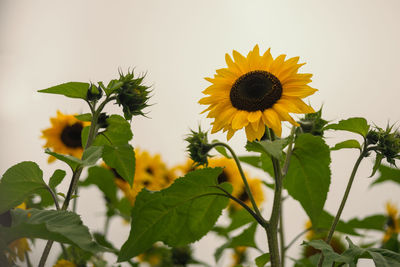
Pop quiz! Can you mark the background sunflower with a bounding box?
[41,111,90,163]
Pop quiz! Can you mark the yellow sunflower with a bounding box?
[383,201,399,242]
[230,246,247,267]
[41,111,90,163]
[199,45,317,140]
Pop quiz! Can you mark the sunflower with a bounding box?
[383,201,399,242]
[41,111,90,163]
[199,45,317,141]
[230,246,248,267]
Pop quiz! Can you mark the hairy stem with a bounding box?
[317,146,368,267]
[211,142,264,220]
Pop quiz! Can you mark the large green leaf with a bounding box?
[81,146,103,166]
[284,134,331,226]
[38,82,89,100]
[80,166,118,204]
[0,209,103,254]
[0,162,46,213]
[118,168,232,261]
[102,144,135,186]
[346,214,386,231]
[214,222,258,262]
[213,208,254,237]
[371,164,400,186]
[317,210,359,236]
[324,117,370,137]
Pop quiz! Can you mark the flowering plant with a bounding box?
[1,46,400,267]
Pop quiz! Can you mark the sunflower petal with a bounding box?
[263,109,282,137]
[279,96,315,113]
[247,110,262,123]
[231,110,250,129]
[282,85,318,98]
[273,104,300,126]
[232,50,249,73]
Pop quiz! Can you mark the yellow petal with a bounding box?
[231,110,250,129]
[269,54,286,76]
[278,96,315,113]
[282,85,318,98]
[225,53,242,75]
[227,128,236,140]
[247,110,262,123]
[232,50,249,73]
[245,125,257,141]
[261,48,273,70]
[273,104,300,126]
[263,109,282,137]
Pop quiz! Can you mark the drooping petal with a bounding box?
[231,110,250,129]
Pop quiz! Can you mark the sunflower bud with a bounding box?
[368,125,400,165]
[171,246,193,265]
[297,107,328,137]
[115,70,151,120]
[86,83,103,101]
[97,112,109,129]
[185,127,213,166]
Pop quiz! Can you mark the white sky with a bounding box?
[1,1,399,266]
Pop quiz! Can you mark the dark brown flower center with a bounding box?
[61,123,83,148]
[230,70,282,111]
[238,190,249,202]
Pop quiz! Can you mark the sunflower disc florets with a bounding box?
[115,70,151,120]
[185,127,213,166]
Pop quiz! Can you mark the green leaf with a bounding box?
[80,166,118,204]
[368,248,400,267]
[371,164,400,186]
[215,222,258,262]
[284,134,331,226]
[118,168,232,261]
[212,140,230,158]
[102,145,135,186]
[83,115,133,147]
[213,208,254,237]
[316,210,359,236]
[45,149,82,171]
[304,240,349,266]
[371,153,384,178]
[331,139,361,151]
[324,117,370,137]
[238,156,261,169]
[346,214,387,231]
[0,209,103,254]
[255,253,270,267]
[82,146,103,166]
[49,169,66,190]
[104,80,123,96]
[75,113,92,122]
[246,139,287,159]
[38,82,89,100]
[0,162,46,213]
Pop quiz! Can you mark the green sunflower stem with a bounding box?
[265,128,284,267]
[211,142,264,220]
[38,97,111,267]
[317,144,368,267]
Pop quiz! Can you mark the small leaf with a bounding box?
[324,117,370,137]
[317,210,359,236]
[57,192,66,198]
[346,214,387,231]
[118,168,231,262]
[38,82,89,100]
[370,154,384,177]
[215,223,258,262]
[0,162,46,213]
[238,156,261,169]
[331,139,361,151]
[48,169,67,190]
[104,80,123,96]
[75,113,92,122]
[102,145,135,186]
[255,253,270,267]
[212,140,230,158]
[371,164,400,186]
[246,139,287,159]
[82,146,103,167]
[0,209,103,253]
[284,134,331,226]
[45,149,82,171]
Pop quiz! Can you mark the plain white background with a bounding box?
[1,1,400,266]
